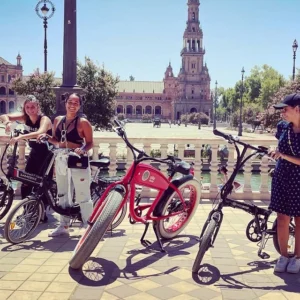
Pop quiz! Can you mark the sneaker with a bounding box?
[48,225,69,237]
[287,256,300,274]
[274,255,289,273]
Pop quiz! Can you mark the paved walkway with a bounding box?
[0,200,298,300]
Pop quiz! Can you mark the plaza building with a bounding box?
[115,0,211,121]
[0,54,23,114]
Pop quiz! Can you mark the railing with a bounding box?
[0,135,277,200]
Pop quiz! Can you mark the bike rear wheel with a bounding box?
[157,178,200,239]
[272,218,295,257]
[192,219,217,273]
[4,197,43,244]
[69,189,124,270]
[0,188,14,220]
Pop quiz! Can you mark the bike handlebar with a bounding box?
[111,119,183,167]
[213,129,269,154]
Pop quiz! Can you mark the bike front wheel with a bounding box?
[4,197,43,244]
[69,189,124,270]
[192,219,217,273]
[157,178,200,239]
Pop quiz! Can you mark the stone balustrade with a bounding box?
[0,135,277,200]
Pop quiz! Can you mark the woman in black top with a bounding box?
[39,93,94,237]
[0,95,52,220]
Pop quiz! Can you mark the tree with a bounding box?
[11,70,57,116]
[129,75,135,81]
[77,57,119,129]
[263,70,300,128]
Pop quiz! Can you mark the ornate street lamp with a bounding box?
[213,80,218,130]
[238,67,245,137]
[35,0,55,72]
[292,39,298,81]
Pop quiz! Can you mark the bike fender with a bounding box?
[153,174,193,216]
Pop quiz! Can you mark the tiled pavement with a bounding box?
[0,200,299,300]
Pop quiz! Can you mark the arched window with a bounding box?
[117,105,123,114]
[192,12,195,20]
[0,87,6,95]
[154,106,161,115]
[9,89,14,95]
[145,106,152,114]
[136,105,142,115]
[8,75,11,82]
[0,101,6,114]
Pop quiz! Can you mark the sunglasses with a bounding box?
[60,124,67,143]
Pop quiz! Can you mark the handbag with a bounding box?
[67,154,89,169]
[62,120,89,169]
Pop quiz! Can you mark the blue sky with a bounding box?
[1,0,299,88]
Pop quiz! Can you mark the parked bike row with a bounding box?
[0,116,293,273]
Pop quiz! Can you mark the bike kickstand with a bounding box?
[140,222,151,247]
[153,223,166,253]
[257,232,270,259]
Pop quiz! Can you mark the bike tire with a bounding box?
[272,218,295,257]
[157,178,200,239]
[69,189,123,270]
[192,219,217,273]
[4,197,42,244]
[0,188,14,220]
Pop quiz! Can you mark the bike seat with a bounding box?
[90,157,110,168]
[174,161,191,175]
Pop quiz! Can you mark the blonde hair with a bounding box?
[22,95,42,121]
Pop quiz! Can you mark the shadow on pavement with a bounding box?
[69,234,197,287]
[192,260,300,293]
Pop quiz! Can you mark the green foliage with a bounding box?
[180,112,209,124]
[150,149,161,158]
[230,112,239,128]
[262,69,300,128]
[12,70,57,116]
[129,75,135,81]
[77,57,119,129]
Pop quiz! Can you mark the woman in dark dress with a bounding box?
[270,93,300,273]
[0,95,53,221]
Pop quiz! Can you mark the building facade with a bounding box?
[0,54,23,114]
[115,0,211,121]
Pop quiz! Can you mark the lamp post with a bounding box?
[292,39,298,81]
[238,67,245,137]
[35,0,55,73]
[213,80,217,130]
[198,91,201,129]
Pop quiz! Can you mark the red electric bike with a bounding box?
[69,120,201,269]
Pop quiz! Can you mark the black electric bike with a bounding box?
[2,132,128,244]
[192,129,295,273]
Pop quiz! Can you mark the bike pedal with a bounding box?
[258,252,270,259]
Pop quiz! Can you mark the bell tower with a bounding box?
[175,0,211,119]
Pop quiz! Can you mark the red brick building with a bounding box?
[115,0,211,121]
[0,54,23,114]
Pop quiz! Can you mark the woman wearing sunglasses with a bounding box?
[0,95,52,221]
[39,93,94,237]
